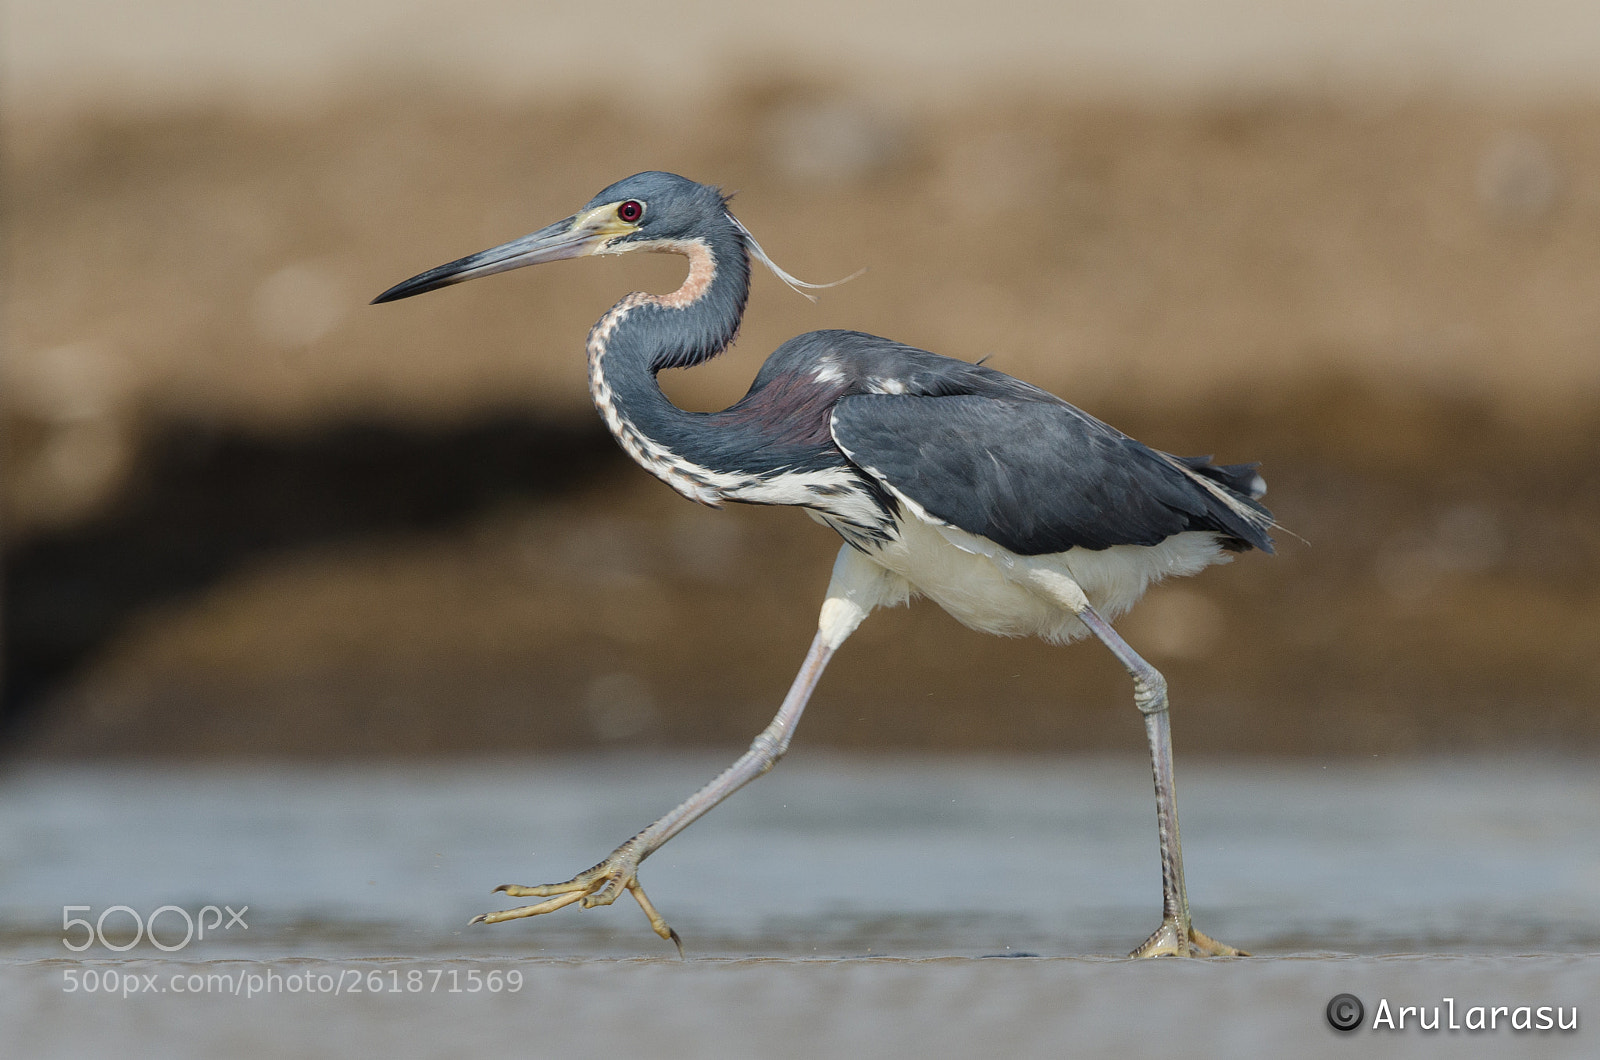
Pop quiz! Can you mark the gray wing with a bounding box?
[830,393,1274,556]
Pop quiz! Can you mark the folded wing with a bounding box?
[830,393,1274,557]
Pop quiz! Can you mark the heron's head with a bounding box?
[373,171,846,305]
[372,172,735,304]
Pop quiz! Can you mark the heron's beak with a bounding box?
[371,204,637,304]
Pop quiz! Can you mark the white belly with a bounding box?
[839,513,1233,644]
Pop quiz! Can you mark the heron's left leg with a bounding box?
[1021,568,1245,958]
[471,544,901,952]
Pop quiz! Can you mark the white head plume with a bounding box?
[726,212,865,302]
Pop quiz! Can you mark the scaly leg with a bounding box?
[471,545,901,952]
[1075,604,1247,958]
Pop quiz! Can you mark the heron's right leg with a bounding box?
[1078,604,1246,958]
[1020,567,1246,959]
[471,544,902,952]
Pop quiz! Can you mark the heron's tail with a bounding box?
[1167,454,1275,553]
[1176,456,1267,500]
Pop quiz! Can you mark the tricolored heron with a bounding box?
[374,172,1274,958]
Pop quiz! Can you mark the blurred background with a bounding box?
[6,0,1599,759]
[8,17,1600,1035]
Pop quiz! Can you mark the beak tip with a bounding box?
[370,276,438,305]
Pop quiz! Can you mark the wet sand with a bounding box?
[5,954,1594,1059]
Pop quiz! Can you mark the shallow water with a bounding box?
[4,755,1598,958]
[3,755,1596,1056]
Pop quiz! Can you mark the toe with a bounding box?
[1129,919,1187,958]
[1188,927,1249,957]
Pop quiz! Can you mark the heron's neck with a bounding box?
[586,229,752,503]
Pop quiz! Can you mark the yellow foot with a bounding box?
[1129,918,1249,958]
[468,849,683,956]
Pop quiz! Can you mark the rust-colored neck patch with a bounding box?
[637,238,716,309]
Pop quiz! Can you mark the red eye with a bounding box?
[618,200,643,223]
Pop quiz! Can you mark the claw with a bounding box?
[626,878,684,958]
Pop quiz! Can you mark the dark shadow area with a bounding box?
[7,376,1600,758]
[2,413,620,743]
